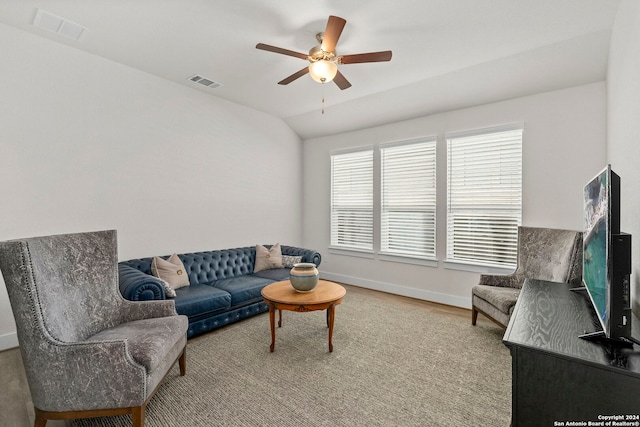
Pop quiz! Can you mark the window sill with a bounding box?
[328,247,375,259]
[379,253,438,267]
[327,247,438,267]
[443,259,515,275]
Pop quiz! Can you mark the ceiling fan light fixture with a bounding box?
[256,15,390,90]
[308,60,338,83]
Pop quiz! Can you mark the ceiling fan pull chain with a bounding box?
[321,83,326,114]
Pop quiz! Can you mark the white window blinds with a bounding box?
[446,126,523,268]
[331,149,374,251]
[381,139,437,259]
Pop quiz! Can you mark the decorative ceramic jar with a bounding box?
[289,263,319,292]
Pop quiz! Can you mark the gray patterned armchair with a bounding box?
[471,226,583,329]
[0,230,188,427]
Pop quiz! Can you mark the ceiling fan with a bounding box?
[256,15,392,90]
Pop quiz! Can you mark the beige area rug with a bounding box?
[73,287,511,426]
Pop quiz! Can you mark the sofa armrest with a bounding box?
[280,245,322,267]
[478,273,523,289]
[118,263,165,301]
[120,299,178,322]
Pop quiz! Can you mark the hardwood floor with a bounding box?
[0,284,495,427]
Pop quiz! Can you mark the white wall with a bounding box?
[608,0,640,315]
[303,83,607,307]
[0,24,302,350]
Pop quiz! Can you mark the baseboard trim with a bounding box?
[0,332,19,351]
[320,272,472,309]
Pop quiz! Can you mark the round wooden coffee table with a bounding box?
[261,280,346,352]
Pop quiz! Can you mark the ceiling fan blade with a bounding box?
[256,43,308,60]
[321,15,346,53]
[333,70,352,90]
[340,51,392,64]
[278,67,310,85]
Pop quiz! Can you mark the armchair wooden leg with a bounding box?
[132,404,145,427]
[33,408,47,427]
[179,348,186,376]
[472,306,478,326]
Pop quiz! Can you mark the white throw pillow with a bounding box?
[254,243,283,272]
[282,255,303,268]
[158,278,177,298]
[151,253,190,289]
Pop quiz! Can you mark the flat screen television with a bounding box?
[581,165,635,345]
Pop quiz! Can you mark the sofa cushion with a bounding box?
[472,285,520,315]
[151,253,190,289]
[173,284,231,318]
[88,315,188,373]
[254,243,283,272]
[253,268,291,282]
[213,275,274,307]
[472,295,512,327]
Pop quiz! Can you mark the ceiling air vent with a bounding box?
[33,9,86,41]
[188,75,223,90]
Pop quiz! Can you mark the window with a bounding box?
[330,149,373,251]
[381,139,437,259]
[446,125,523,269]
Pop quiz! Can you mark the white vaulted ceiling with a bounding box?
[0,0,621,139]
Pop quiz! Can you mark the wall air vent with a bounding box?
[187,75,223,90]
[33,9,86,41]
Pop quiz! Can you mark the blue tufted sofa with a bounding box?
[118,245,321,338]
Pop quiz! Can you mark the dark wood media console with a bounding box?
[503,279,640,426]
